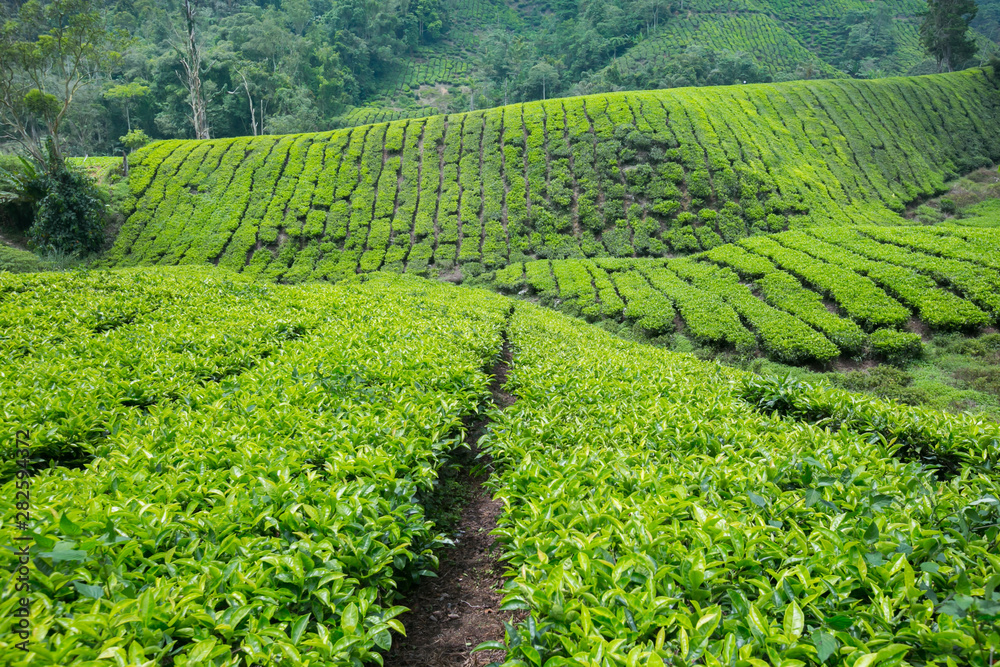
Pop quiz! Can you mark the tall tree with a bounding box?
[920,0,979,72]
[103,80,149,131]
[0,0,130,164]
[176,0,210,139]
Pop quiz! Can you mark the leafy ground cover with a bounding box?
[0,246,53,274]
[0,268,511,666]
[482,300,1000,666]
[99,70,1000,281]
[489,223,1000,364]
[2,267,999,667]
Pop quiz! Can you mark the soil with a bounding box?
[831,357,880,373]
[0,227,29,251]
[908,316,931,342]
[384,332,520,667]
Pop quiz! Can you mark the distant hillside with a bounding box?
[579,0,1000,93]
[365,0,1000,125]
[102,70,1000,283]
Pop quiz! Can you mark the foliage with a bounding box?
[0,0,131,163]
[0,244,51,273]
[0,0,996,155]
[482,222,1000,366]
[482,303,1000,666]
[920,0,980,71]
[0,154,42,214]
[0,268,510,665]
[3,264,1000,665]
[100,70,1000,280]
[119,129,150,153]
[25,166,107,256]
[870,327,925,362]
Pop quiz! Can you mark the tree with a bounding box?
[284,0,311,36]
[919,0,979,72]
[0,0,131,164]
[227,64,266,136]
[527,61,558,101]
[176,0,210,139]
[120,128,150,152]
[413,0,446,42]
[103,80,149,131]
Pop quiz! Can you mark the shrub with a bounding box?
[939,197,957,215]
[120,129,151,152]
[0,155,43,233]
[26,168,107,256]
[870,328,923,362]
[0,245,49,273]
[988,55,1000,80]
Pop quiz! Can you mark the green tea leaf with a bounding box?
[342,602,359,634]
[59,514,82,537]
[73,581,104,600]
[783,600,804,640]
[812,631,837,663]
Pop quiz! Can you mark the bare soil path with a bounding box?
[384,329,519,667]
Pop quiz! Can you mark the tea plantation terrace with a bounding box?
[101,69,1000,283]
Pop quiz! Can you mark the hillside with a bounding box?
[358,0,1000,122]
[102,70,1000,284]
[1,267,998,665]
[491,222,1000,363]
[597,0,936,79]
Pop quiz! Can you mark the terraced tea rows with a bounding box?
[0,269,510,665]
[491,224,1000,363]
[612,12,844,79]
[486,301,1000,666]
[599,0,947,85]
[102,70,1000,281]
[3,268,998,666]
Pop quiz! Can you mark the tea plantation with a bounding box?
[102,71,1000,282]
[4,65,1000,667]
[1,268,999,666]
[492,224,1000,364]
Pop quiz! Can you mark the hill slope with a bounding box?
[103,70,1000,282]
[490,222,1000,364]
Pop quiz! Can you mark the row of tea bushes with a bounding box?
[0,268,510,666]
[101,70,1000,279]
[489,225,999,364]
[483,302,1000,665]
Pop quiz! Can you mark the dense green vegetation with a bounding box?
[0,268,511,665]
[491,223,1000,364]
[485,300,1000,666]
[100,69,1000,282]
[0,245,53,273]
[2,267,999,666]
[4,7,1000,664]
[3,0,999,157]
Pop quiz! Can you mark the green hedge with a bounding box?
[485,301,1000,665]
[101,70,1000,277]
[488,224,998,364]
[0,268,510,665]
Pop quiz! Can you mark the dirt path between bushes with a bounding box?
[384,328,520,667]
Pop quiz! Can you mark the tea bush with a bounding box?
[100,70,1000,277]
